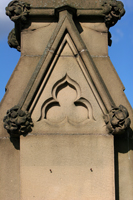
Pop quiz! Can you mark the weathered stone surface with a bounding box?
[80,22,108,56]
[93,56,133,128]
[0,56,40,138]
[0,138,20,200]
[21,0,109,9]
[20,134,115,200]
[21,22,57,55]
[21,21,108,56]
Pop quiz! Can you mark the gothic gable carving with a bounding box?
[13,10,120,134]
[19,11,115,113]
[29,32,107,134]
[37,74,95,125]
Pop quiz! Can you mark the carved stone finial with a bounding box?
[3,105,33,137]
[104,105,131,135]
[5,0,30,23]
[102,0,125,28]
[8,28,21,51]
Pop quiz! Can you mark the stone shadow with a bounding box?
[114,128,133,200]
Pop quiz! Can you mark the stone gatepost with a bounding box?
[0,1,133,200]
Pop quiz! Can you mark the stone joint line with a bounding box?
[48,48,88,57]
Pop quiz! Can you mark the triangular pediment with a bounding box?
[18,10,115,134]
[30,33,106,133]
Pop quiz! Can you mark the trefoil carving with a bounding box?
[38,75,95,125]
[3,105,33,137]
[103,105,131,135]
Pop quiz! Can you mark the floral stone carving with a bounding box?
[102,0,125,28]
[6,1,30,51]
[5,0,30,23]
[8,28,21,51]
[104,105,131,135]
[3,105,33,137]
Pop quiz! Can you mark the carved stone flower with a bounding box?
[102,0,125,28]
[104,105,131,135]
[3,105,33,137]
[8,28,21,51]
[5,0,30,22]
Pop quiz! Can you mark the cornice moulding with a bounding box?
[5,0,125,51]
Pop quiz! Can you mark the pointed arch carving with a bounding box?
[37,74,95,125]
[18,10,115,114]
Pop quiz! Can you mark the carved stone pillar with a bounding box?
[0,1,132,200]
